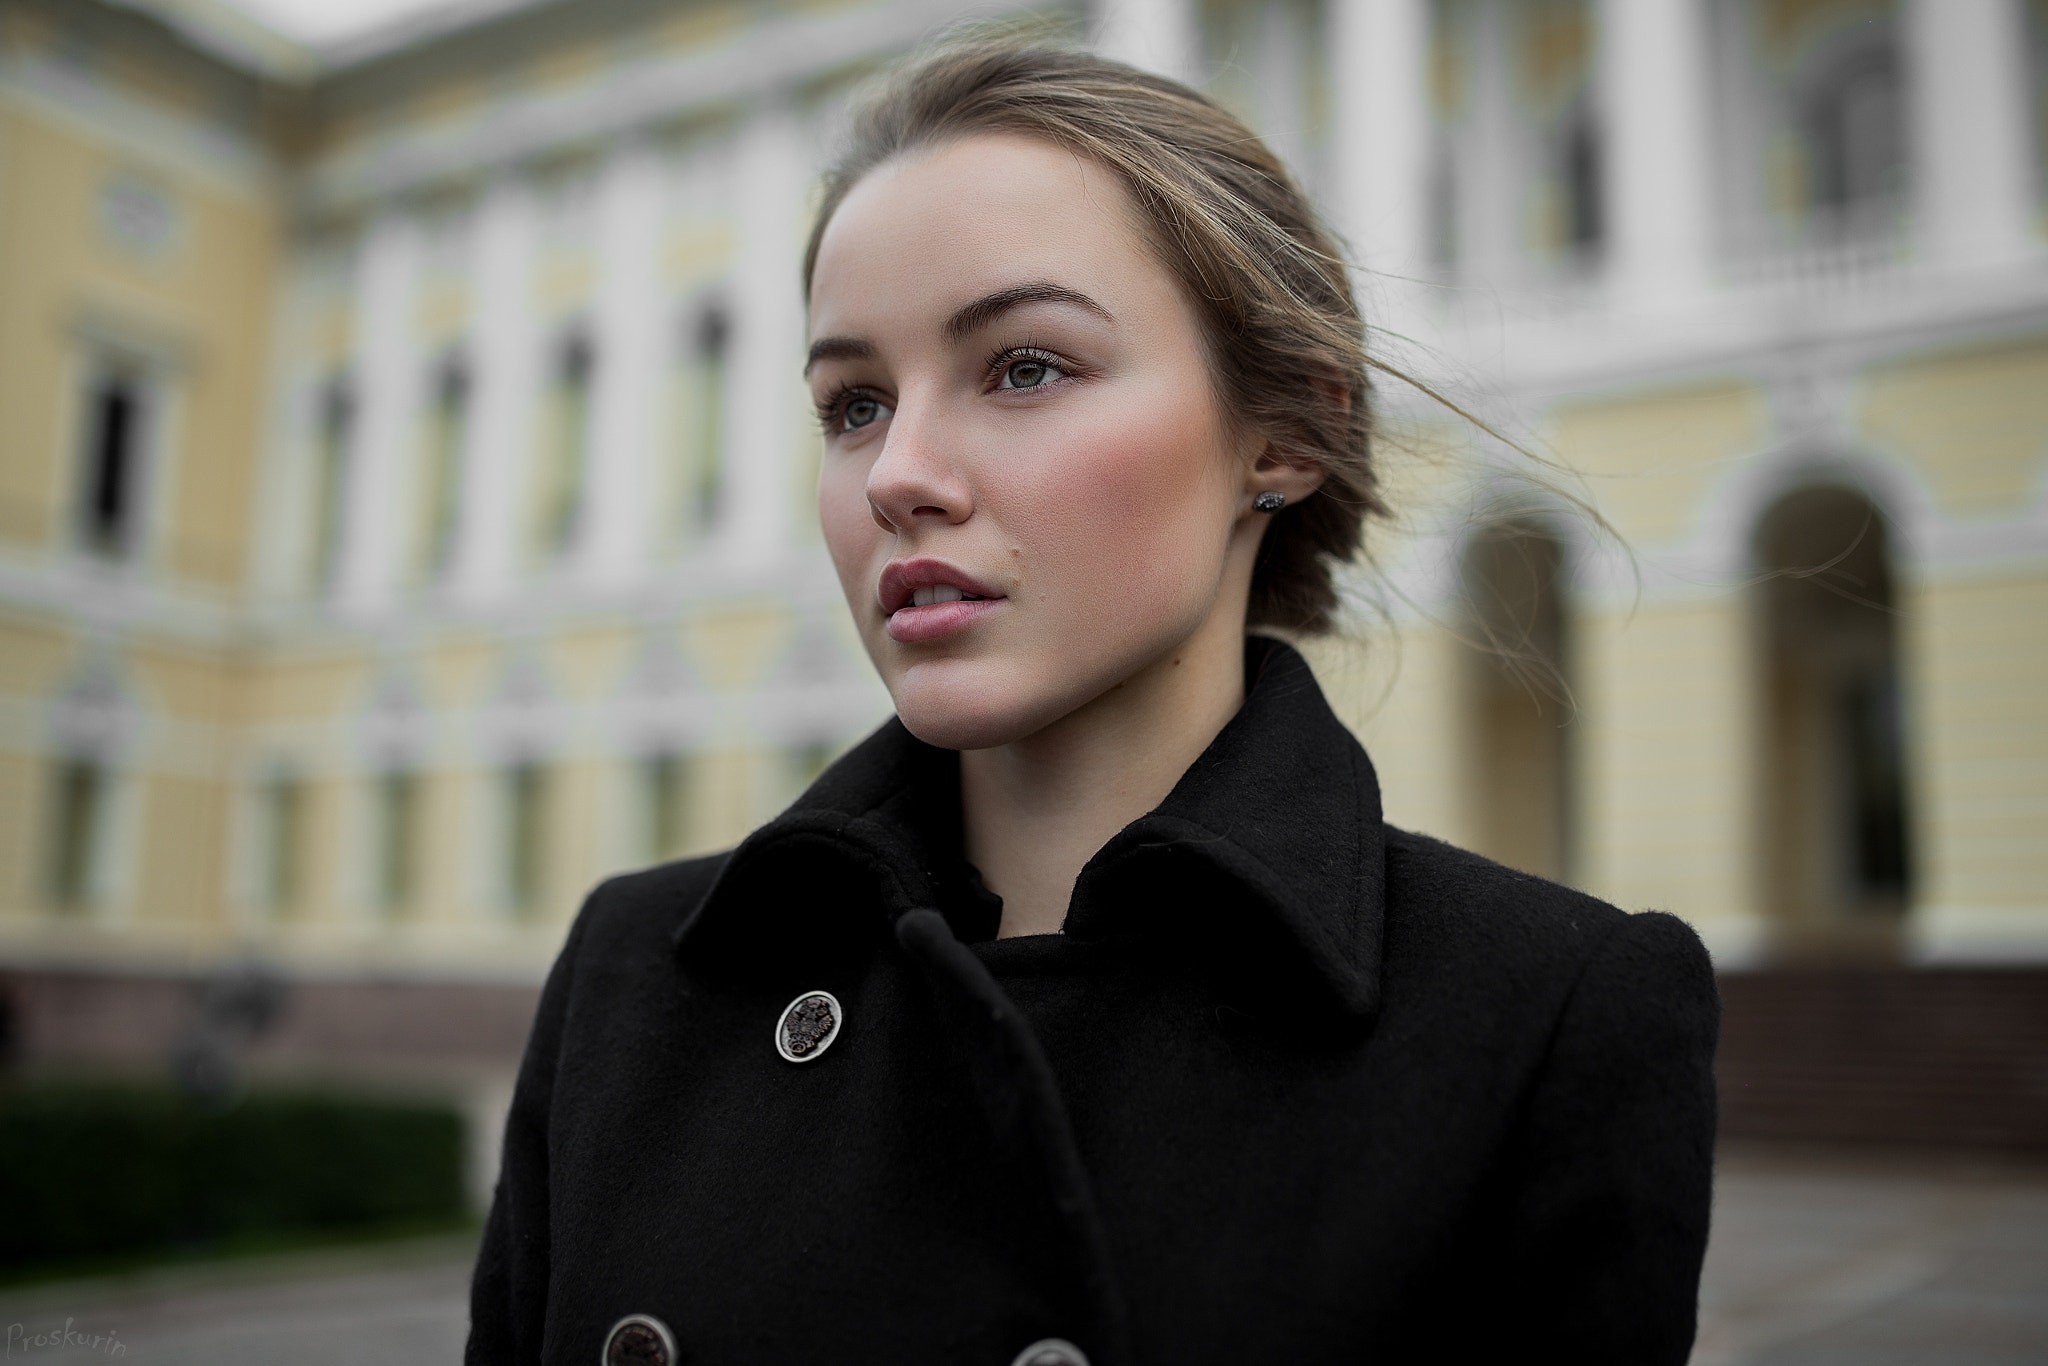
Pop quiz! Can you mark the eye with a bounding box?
[816,385,893,436]
[992,348,1069,392]
[843,395,890,430]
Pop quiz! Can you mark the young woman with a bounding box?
[468,37,1720,1366]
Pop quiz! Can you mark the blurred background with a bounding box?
[0,0,2043,1359]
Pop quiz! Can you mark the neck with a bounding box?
[960,623,1250,938]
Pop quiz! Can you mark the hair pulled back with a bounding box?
[801,34,1385,635]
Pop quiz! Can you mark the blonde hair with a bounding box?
[801,34,1383,635]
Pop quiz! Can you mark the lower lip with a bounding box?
[886,598,1004,643]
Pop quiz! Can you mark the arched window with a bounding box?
[1459,517,1576,883]
[1753,484,1913,957]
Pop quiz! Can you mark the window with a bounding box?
[504,761,548,919]
[1754,485,1913,955]
[419,358,468,582]
[674,304,729,540]
[310,378,353,592]
[373,769,418,916]
[77,362,147,559]
[535,335,594,561]
[47,757,108,911]
[1558,102,1603,255]
[257,769,304,916]
[643,751,693,862]
[1459,519,1576,884]
[1800,39,1905,220]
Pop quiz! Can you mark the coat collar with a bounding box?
[672,635,1387,1023]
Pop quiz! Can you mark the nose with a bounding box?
[864,398,971,533]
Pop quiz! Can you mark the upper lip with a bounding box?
[878,558,1005,615]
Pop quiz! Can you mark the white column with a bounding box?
[452,174,539,603]
[1905,0,2038,270]
[338,210,423,611]
[581,139,667,591]
[1599,0,1716,312]
[721,101,808,572]
[1095,0,1200,84]
[1329,0,1434,322]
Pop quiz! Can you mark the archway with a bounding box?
[1459,517,1576,883]
[1752,483,1913,958]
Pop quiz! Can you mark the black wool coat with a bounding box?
[467,635,1721,1366]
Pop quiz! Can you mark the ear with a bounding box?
[1245,440,1328,510]
[1241,369,1347,511]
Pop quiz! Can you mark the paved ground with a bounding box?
[2,1143,2043,1362]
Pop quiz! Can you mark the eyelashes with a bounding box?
[812,382,885,435]
[812,344,1080,436]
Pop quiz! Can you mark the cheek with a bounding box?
[1018,389,1233,610]
[818,461,881,603]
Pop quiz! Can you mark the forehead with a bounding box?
[807,131,1168,338]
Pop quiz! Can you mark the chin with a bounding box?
[883,657,1071,752]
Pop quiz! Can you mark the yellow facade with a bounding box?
[0,0,2043,1017]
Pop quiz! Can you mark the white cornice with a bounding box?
[0,55,282,203]
[293,0,1051,219]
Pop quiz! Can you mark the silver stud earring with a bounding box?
[1253,491,1286,513]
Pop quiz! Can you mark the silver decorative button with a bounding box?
[602,1312,676,1366]
[1011,1338,1090,1366]
[775,989,843,1063]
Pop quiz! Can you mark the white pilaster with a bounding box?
[1329,0,1434,323]
[1598,0,1716,312]
[452,175,540,603]
[1095,0,1200,84]
[720,101,807,573]
[337,211,423,611]
[1904,0,2038,270]
[581,139,667,591]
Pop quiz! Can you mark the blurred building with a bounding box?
[0,0,2043,1165]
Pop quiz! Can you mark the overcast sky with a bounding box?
[224,0,464,46]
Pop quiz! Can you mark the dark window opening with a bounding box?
[506,761,547,918]
[542,336,594,557]
[48,757,105,911]
[645,752,691,862]
[313,379,354,591]
[262,771,302,913]
[81,369,142,557]
[687,305,730,534]
[1801,40,1906,218]
[1562,106,1604,253]
[425,359,469,578]
[376,770,419,914]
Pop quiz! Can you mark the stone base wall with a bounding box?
[1717,967,2048,1150]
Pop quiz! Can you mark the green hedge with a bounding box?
[0,1078,468,1275]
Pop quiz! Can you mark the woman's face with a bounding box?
[806,131,1304,751]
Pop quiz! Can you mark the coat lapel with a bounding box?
[673,635,1386,1024]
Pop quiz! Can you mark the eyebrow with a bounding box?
[804,280,1114,376]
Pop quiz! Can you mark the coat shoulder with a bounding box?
[570,848,737,959]
[1379,823,1713,993]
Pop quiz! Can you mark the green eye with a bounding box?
[1005,360,1048,388]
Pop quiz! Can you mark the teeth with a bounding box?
[910,585,984,607]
